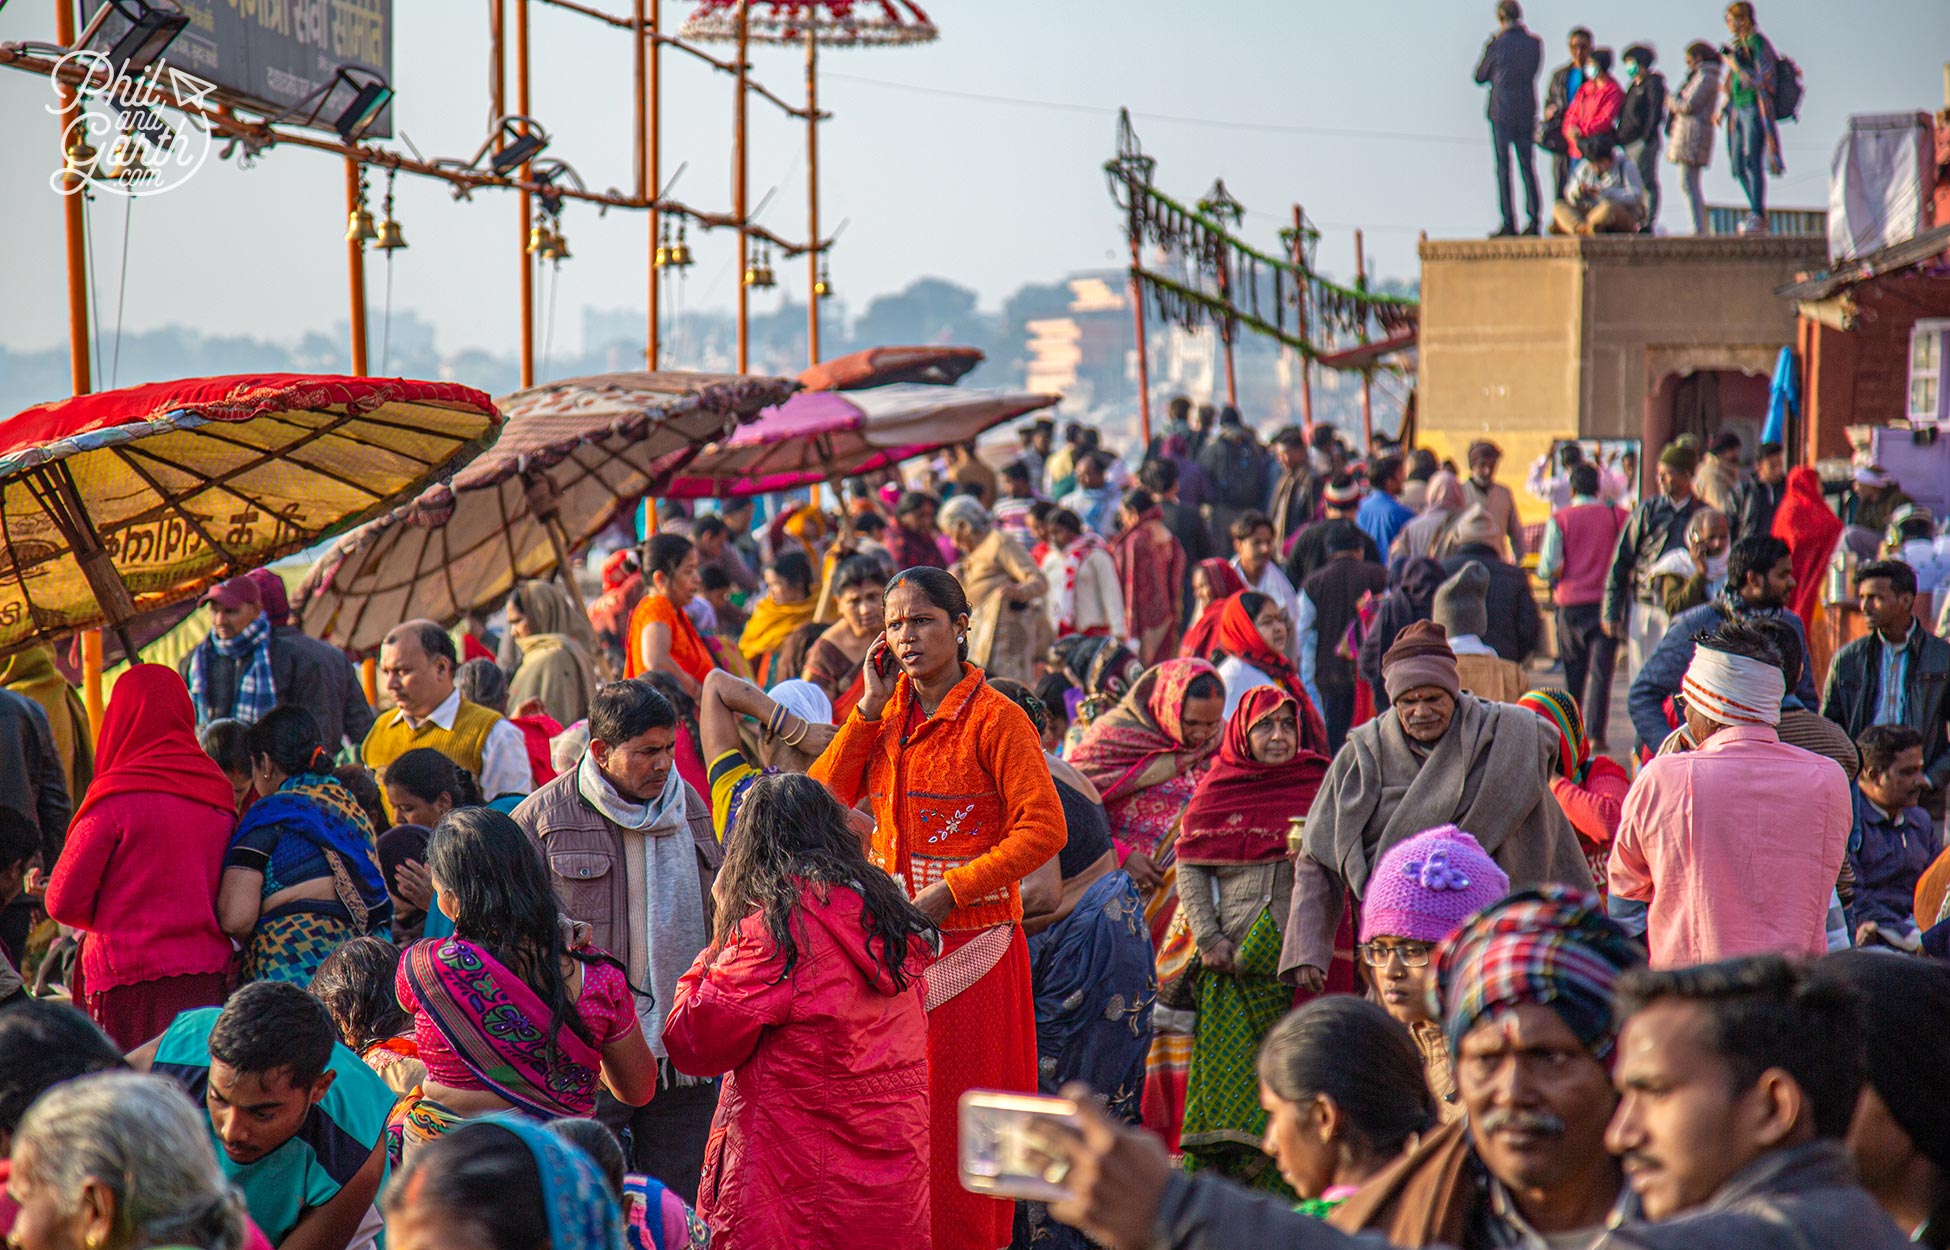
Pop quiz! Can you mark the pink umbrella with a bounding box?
[661,383,1058,499]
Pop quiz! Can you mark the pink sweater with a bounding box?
[45,792,235,993]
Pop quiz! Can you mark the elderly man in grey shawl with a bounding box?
[1279,620,1591,990]
[513,677,721,1203]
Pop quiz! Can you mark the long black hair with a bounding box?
[244,706,332,778]
[427,808,594,1052]
[711,773,936,991]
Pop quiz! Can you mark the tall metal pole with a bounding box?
[1127,204,1153,449]
[515,0,536,387]
[55,0,103,737]
[345,160,369,376]
[1291,204,1314,429]
[638,0,660,368]
[733,0,750,373]
[1355,228,1373,452]
[805,26,820,367]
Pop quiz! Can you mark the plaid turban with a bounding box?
[1435,886,1644,1062]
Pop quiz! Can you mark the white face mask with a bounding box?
[1704,553,1730,581]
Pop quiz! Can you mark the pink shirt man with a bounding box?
[1609,723,1849,967]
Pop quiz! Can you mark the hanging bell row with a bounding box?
[742,240,776,289]
[527,215,571,262]
[653,219,695,270]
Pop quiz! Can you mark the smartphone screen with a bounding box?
[958,1091,1081,1202]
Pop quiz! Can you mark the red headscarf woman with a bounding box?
[1771,465,1844,633]
[1174,686,1336,1179]
[44,665,238,1048]
[1178,559,1249,662]
[1211,591,1330,755]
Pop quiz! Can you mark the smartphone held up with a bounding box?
[958,1090,1082,1203]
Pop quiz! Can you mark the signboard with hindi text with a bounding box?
[81,0,391,136]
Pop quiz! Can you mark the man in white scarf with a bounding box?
[513,678,721,1203]
[1609,619,1851,969]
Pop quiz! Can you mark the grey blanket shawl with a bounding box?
[1303,695,1591,899]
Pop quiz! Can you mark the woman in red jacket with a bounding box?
[45,665,238,1048]
[1563,47,1625,160]
[664,772,937,1249]
[809,565,1065,1250]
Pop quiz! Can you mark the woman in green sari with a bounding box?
[1174,686,1331,1195]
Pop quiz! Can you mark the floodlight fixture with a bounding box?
[77,0,189,78]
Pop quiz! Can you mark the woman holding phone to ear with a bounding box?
[810,565,1066,1250]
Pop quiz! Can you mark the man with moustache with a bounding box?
[1047,887,1648,1248]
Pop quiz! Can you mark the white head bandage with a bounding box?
[768,678,834,727]
[1681,646,1785,727]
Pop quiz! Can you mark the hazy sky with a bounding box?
[2,0,1945,363]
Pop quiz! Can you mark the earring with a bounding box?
[957,635,966,643]
[85,1237,102,1250]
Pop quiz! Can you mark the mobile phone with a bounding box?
[871,638,897,680]
[958,1091,1081,1202]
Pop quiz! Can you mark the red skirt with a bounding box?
[929,926,1036,1250]
[88,971,228,1051]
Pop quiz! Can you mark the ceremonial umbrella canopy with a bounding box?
[661,383,1058,499]
[797,345,984,392]
[678,0,937,45]
[298,370,796,654]
[0,374,501,658]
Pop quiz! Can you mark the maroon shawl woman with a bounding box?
[1771,465,1844,634]
[1177,686,1330,866]
[1112,506,1188,666]
[1212,592,1332,757]
[1178,560,1249,662]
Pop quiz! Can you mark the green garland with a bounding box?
[1104,108,1417,369]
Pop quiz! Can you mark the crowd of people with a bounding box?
[1475,0,1796,236]
[0,392,1944,1250]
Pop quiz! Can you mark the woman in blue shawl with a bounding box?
[386,1116,625,1250]
[219,706,391,985]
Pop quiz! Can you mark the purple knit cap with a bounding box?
[1360,826,1511,945]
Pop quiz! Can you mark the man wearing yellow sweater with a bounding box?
[361,620,532,814]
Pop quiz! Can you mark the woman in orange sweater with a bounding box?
[810,565,1065,1250]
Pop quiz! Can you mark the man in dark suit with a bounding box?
[1475,0,1545,236]
[1539,25,1596,200]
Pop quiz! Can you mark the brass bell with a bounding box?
[527,221,551,255]
[346,206,378,243]
[538,224,569,262]
[550,230,572,261]
[653,240,670,269]
[742,261,761,288]
[374,216,407,251]
[64,136,97,170]
[671,239,694,267]
[813,267,832,299]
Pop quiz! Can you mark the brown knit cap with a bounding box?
[1382,619,1461,703]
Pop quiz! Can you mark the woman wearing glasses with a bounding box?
[1356,825,1510,1121]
